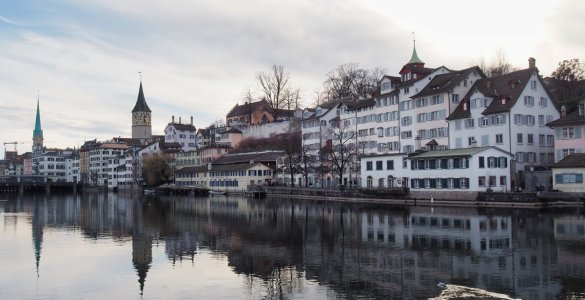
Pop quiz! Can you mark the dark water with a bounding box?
[1,193,584,299]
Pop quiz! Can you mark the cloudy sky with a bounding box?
[1,0,583,156]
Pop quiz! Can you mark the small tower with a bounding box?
[131,80,152,141]
[32,99,44,157]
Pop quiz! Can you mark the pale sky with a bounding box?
[1,0,584,157]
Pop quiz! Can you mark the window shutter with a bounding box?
[555,128,561,139]
[577,173,583,183]
[575,127,582,139]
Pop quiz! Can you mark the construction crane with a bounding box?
[3,142,26,157]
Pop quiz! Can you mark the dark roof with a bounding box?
[132,82,151,113]
[379,75,400,83]
[209,162,270,172]
[226,128,242,134]
[212,151,283,165]
[226,100,267,118]
[552,153,585,168]
[176,166,208,174]
[394,66,441,88]
[425,139,438,146]
[547,100,585,127]
[113,137,143,147]
[412,66,484,98]
[446,98,471,121]
[408,146,511,159]
[463,68,557,115]
[168,123,196,131]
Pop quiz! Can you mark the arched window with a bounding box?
[378,178,385,187]
[367,176,373,188]
[387,175,394,188]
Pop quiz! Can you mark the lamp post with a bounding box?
[530,166,535,192]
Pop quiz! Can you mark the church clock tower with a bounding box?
[132,81,152,141]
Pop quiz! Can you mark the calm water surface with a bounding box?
[1,192,584,299]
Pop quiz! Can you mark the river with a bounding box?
[0,192,584,299]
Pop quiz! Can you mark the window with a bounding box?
[386,160,394,170]
[555,173,584,184]
[562,127,575,139]
[488,157,497,168]
[489,176,497,187]
[478,176,486,187]
[524,96,534,106]
[452,94,460,103]
[539,97,547,107]
[538,115,545,126]
[547,135,554,146]
[367,176,373,188]
[517,133,523,144]
[531,80,537,89]
[376,161,383,170]
[366,161,373,171]
[496,134,503,144]
[468,137,476,146]
[527,134,534,145]
[479,156,485,168]
[465,118,475,128]
[500,176,507,186]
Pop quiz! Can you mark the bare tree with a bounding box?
[256,65,301,120]
[298,143,319,187]
[471,49,516,77]
[277,132,302,187]
[321,63,384,102]
[320,119,356,187]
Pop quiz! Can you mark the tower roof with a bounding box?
[408,42,424,65]
[132,82,151,113]
[33,99,43,140]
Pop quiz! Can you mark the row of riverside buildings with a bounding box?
[2,45,584,196]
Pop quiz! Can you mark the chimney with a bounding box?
[179,116,182,124]
[463,101,467,111]
[528,57,536,69]
[561,105,567,118]
[486,79,492,90]
[190,116,193,125]
[172,115,175,123]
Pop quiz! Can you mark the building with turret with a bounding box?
[32,100,44,158]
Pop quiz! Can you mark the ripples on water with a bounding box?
[0,192,584,299]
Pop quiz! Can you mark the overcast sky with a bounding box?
[1,0,584,157]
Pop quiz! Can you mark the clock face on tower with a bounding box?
[133,112,151,126]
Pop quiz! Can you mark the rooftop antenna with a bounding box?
[412,31,415,48]
[139,71,142,82]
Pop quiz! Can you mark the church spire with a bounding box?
[132,81,151,113]
[33,96,44,157]
[407,34,424,64]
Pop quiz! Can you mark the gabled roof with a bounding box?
[226,100,267,118]
[209,162,271,172]
[552,153,585,168]
[408,146,511,159]
[176,166,208,174]
[132,82,151,113]
[225,127,242,134]
[462,68,555,115]
[412,66,484,98]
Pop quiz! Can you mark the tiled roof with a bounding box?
[99,143,129,150]
[176,166,208,174]
[226,100,267,118]
[547,100,585,127]
[552,153,585,168]
[408,146,511,159]
[412,66,484,98]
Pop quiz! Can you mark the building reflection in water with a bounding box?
[2,193,585,299]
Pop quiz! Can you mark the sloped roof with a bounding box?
[212,151,283,165]
[547,100,585,127]
[226,127,242,134]
[176,166,208,174]
[132,82,151,113]
[209,162,270,172]
[168,123,196,131]
[552,153,585,168]
[462,68,549,115]
[412,66,484,98]
[408,146,511,159]
[226,100,267,118]
[446,98,471,121]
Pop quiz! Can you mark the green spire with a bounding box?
[33,98,43,141]
[408,40,424,64]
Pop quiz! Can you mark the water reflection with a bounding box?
[1,193,585,299]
